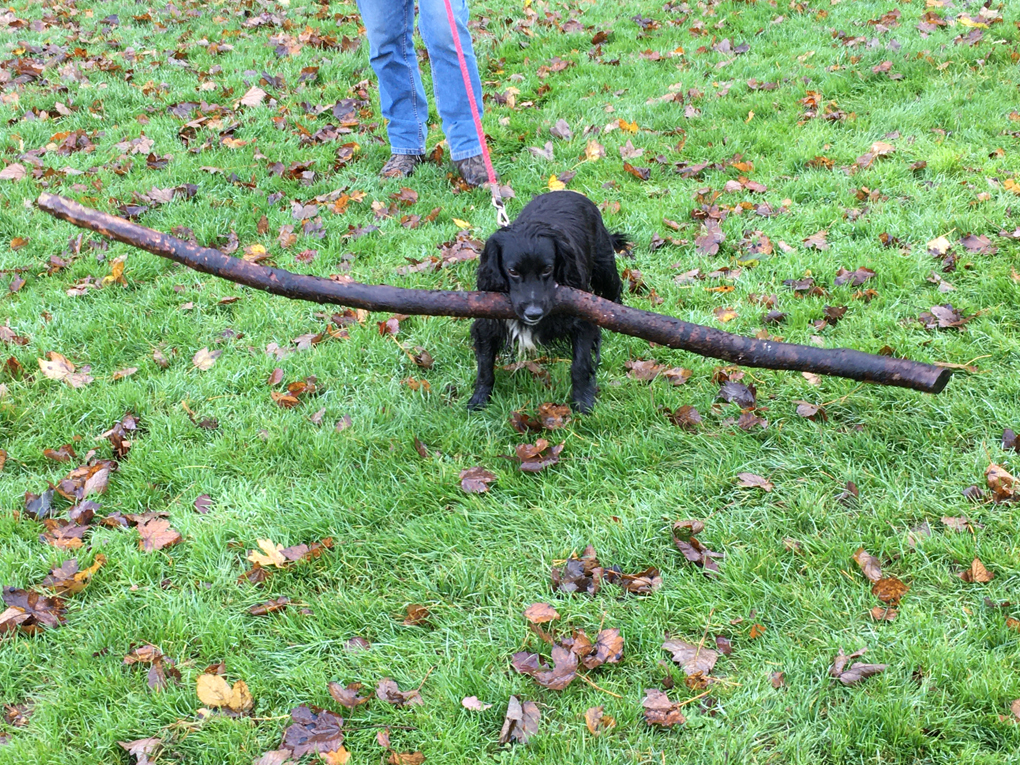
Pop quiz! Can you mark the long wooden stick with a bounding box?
[36,193,951,394]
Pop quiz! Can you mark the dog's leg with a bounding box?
[591,250,624,304]
[467,319,504,410]
[570,322,601,413]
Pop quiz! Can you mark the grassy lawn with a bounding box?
[2,0,1020,762]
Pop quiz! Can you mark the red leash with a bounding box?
[440,0,509,226]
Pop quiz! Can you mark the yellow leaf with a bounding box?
[619,119,639,133]
[926,235,952,255]
[76,554,106,588]
[248,538,287,567]
[452,218,472,229]
[38,352,75,382]
[583,140,605,162]
[320,748,352,765]
[102,256,127,287]
[547,175,566,191]
[228,679,254,712]
[958,17,988,28]
[745,111,755,123]
[196,674,233,707]
[243,243,268,263]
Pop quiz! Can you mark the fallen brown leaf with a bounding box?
[872,577,908,605]
[40,555,106,596]
[959,557,994,583]
[137,518,182,552]
[852,548,883,583]
[499,696,540,744]
[642,689,686,727]
[523,603,560,625]
[281,706,344,758]
[328,682,371,708]
[376,678,423,707]
[736,472,773,491]
[460,696,492,711]
[459,466,496,493]
[584,705,616,736]
[829,647,886,686]
[249,597,290,616]
[662,638,718,676]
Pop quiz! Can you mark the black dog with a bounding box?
[467,191,626,413]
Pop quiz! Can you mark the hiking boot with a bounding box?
[453,154,497,188]
[380,153,426,179]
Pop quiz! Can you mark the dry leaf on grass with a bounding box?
[1,587,66,635]
[40,555,106,596]
[642,688,686,727]
[511,645,578,691]
[248,539,288,567]
[959,557,994,583]
[281,706,344,758]
[662,638,718,676]
[196,674,253,713]
[137,518,182,552]
[986,463,1016,502]
[523,603,560,624]
[402,603,430,626]
[191,347,221,371]
[551,545,603,596]
[672,520,724,575]
[499,696,540,744]
[118,738,162,765]
[38,352,93,388]
[584,705,616,735]
[829,647,887,685]
[515,439,564,473]
[461,696,492,711]
[736,472,773,491]
[459,466,496,493]
[328,682,371,708]
[852,548,883,583]
[872,577,908,605]
[248,597,290,616]
[376,678,423,707]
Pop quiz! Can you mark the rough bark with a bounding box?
[36,193,951,394]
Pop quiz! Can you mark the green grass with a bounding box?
[2,0,1020,763]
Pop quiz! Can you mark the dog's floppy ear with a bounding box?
[545,226,590,290]
[476,229,508,291]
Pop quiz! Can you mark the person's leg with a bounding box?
[416,0,488,167]
[356,0,428,172]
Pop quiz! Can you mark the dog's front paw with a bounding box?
[466,388,492,411]
[571,389,596,414]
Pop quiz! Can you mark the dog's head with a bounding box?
[478,224,580,325]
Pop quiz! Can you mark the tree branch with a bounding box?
[36,193,951,394]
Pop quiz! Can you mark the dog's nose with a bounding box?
[522,307,545,323]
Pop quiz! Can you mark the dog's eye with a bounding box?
[507,268,519,278]
[541,266,553,276]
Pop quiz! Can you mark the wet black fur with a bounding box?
[467,191,626,413]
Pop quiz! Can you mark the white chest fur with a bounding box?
[505,320,538,355]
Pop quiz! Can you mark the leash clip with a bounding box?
[491,192,510,228]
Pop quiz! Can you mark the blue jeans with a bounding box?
[356,0,484,161]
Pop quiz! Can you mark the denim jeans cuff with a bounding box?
[450,146,484,162]
[390,147,427,156]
